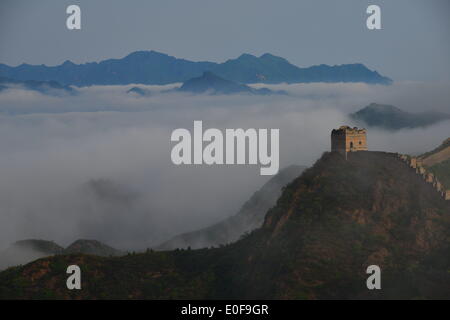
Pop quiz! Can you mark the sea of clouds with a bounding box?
[0,81,449,263]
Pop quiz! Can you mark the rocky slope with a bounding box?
[1,151,449,299]
[420,138,450,166]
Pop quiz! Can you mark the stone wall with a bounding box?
[398,154,450,201]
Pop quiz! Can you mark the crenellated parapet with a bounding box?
[410,157,417,168]
[418,166,426,175]
[434,180,443,192]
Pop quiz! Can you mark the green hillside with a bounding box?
[421,138,450,159]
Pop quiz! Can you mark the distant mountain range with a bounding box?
[0,51,392,86]
[350,103,450,130]
[0,77,76,95]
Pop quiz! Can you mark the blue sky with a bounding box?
[0,0,449,81]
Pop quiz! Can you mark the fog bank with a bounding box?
[0,81,449,253]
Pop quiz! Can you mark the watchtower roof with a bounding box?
[332,126,367,134]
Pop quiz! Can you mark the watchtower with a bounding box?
[331,126,367,154]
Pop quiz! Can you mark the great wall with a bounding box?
[330,126,450,201]
[397,154,450,201]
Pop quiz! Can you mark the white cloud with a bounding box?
[0,81,448,254]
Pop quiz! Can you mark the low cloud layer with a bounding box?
[0,82,449,254]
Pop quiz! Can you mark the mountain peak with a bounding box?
[259,53,288,62]
[178,71,251,95]
[62,60,75,66]
[178,72,283,95]
[364,103,404,113]
[64,239,124,256]
[351,103,450,130]
[236,53,257,60]
[126,50,164,56]
[260,53,276,58]
[123,50,172,61]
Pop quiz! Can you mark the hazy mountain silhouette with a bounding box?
[350,103,450,130]
[158,165,306,250]
[0,240,63,270]
[0,239,123,271]
[64,239,124,257]
[177,71,285,95]
[0,77,76,95]
[127,86,151,96]
[0,51,392,86]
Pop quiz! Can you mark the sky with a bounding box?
[0,0,449,82]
